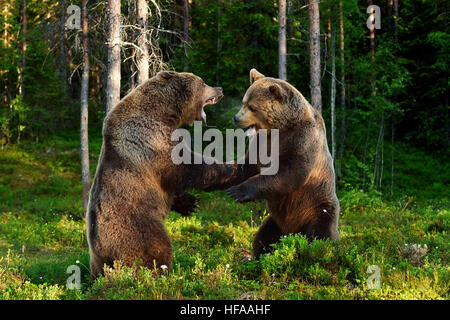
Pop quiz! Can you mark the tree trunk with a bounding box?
[3,1,11,105]
[80,0,90,212]
[130,46,136,91]
[337,0,346,178]
[308,0,321,113]
[59,0,68,93]
[106,0,121,114]
[394,0,399,42]
[368,0,376,96]
[391,0,399,196]
[278,0,287,80]
[372,113,384,190]
[183,0,190,71]
[330,21,336,167]
[362,129,369,189]
[216,2,222,83]
[136,0,149,85]
[20,0,27,102]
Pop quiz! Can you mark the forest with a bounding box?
[0,0,448,300]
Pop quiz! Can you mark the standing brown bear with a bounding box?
[226,69,340,257]
[86,71,234,278]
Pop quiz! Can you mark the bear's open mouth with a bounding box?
[203,94,222,106]
[200,94,224,123]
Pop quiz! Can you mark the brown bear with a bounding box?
[224,69,340,257]
[86,71,236,278]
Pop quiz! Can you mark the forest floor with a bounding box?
[0,132,448,300]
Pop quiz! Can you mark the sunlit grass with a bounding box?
[0,134,448,300]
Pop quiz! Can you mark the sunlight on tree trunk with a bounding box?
[80,0,90,212]
[278,0,287,80]
[20,0,26,102]
[330,20,336,168]
[106,0,121,114]
[308,0,321,113]
[136,0,149,85]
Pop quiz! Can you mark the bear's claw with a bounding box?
[226,185,254,203]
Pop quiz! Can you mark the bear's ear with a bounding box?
[250,68,265,84]
[269,84,283,101]
[156,70,175,81]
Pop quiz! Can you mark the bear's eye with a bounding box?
[247,105,256,112]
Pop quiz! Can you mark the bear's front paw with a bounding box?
[226,185,256,203]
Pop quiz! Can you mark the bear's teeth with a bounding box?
[201,109,207,124]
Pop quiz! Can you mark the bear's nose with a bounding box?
[234,115,239,124]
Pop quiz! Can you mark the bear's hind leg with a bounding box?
[253,216,283,258]
[89,250,109,280]
[117,216,174,271]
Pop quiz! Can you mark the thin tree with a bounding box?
[330,19,336,167]
[106,0,121,114]
[367,0,382,190]
[337,0,346,178]
[136,0,149,85]
[59,0,68,93]
[183,0,190,71]
[308,0,321,112]
[20,0,27,102]
[17,0,27,143]
[278,0,287,80]
[390,0,399,197]
[216,1,222,83]
[80,0,90,211]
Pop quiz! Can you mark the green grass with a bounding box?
[0,132,448,300]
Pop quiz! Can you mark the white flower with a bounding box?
[225,264,230,268]
[161,265,168,270]
[271,273,275,277]
[392,267,396,270]
[76,260,80,264]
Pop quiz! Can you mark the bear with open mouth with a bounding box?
[86,71,236,278]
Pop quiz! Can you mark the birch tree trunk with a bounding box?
[80,0,90,211]
[136,0,149,85]
[278,0,287,80]
[308,0,321,113]
[106,0,121,114]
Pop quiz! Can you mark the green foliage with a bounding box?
[0,135,448,300]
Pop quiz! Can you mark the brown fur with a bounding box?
[226,69,340,257]
[86,71,236,278]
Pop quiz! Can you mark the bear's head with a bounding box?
[156,71,223,126]
[233,69,309,134]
